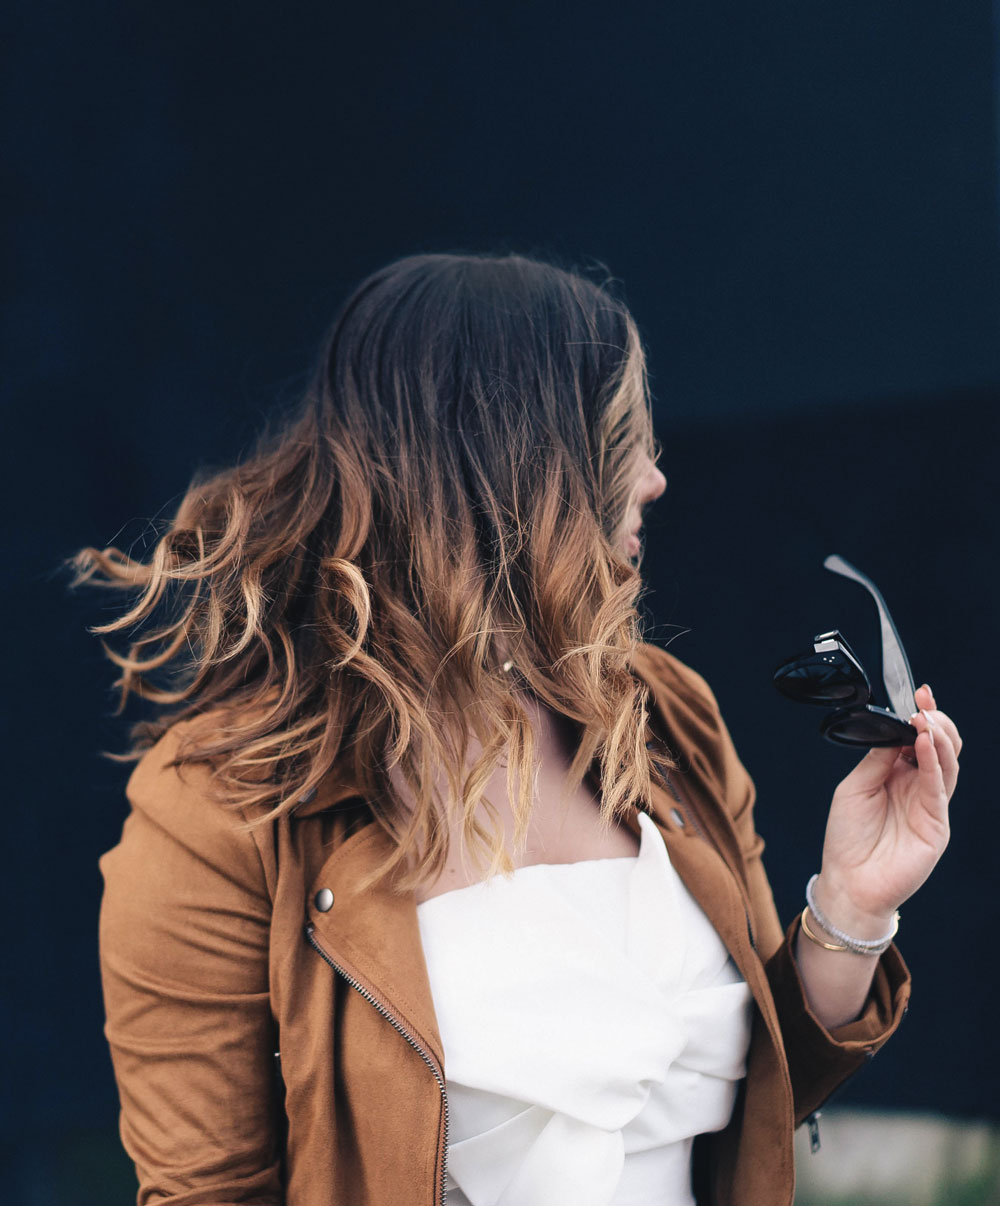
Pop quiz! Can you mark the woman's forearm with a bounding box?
[791,873,896,1031]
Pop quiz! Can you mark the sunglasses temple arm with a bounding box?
[823,554,918,720]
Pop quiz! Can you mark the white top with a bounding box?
[415,810,754,1206]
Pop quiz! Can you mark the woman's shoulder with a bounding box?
[126,710,235,808]
[634,640,756,823]
[632,640,724,729]
[117,709,272,882]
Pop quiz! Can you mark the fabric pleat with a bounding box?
[415,810,753,1206]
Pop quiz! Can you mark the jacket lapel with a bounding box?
[305,820,446,1072]
[645,778,767,999]
[636,658,779,1028]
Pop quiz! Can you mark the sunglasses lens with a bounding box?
[821,705,917,747]
[773,648,869,707]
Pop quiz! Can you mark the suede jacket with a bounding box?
[98,641,911,1206]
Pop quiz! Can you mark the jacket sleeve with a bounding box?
[98,721,284,1205]
[657,648,912,1127]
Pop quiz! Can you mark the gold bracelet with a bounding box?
[800,906,850,952]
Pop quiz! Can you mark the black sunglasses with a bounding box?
[772,554,918,747]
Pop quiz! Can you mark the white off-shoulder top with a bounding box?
[415,809,754,1206]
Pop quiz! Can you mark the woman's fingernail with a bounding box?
[922,708,936,727]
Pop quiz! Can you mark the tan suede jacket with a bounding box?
[98,641,911,1206]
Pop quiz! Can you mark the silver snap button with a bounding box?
[670,807,686,828]
[314,888,335,912]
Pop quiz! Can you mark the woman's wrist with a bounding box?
[809,872,897,942]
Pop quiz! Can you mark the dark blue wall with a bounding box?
[5,2,998,1200]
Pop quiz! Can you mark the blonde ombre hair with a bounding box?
[67,251,678,891]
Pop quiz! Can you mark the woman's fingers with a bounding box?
[929,709,962,758]
[914,685,962,759]
[913,709,959,799]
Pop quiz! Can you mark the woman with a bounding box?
[75,252,960,1205]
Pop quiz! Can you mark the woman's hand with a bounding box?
[812,683,961,934]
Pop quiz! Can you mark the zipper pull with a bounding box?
[806,1111,822,1154]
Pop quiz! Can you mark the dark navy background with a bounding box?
[6,2,998,1200]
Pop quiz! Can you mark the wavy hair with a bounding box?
[66,250,677,891]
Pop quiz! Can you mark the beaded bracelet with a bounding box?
[803,874,899,956]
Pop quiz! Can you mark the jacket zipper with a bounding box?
[664,773,705,840]
[645,737,710,845]
[800,994,910,1152]
[305,922,450,1205]
[802,1048,876,1153]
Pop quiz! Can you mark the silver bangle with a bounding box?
[805,874,899,956]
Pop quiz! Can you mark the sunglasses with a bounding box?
[772,554,918,747]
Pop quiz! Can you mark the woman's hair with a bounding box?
[67,250,677,891]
